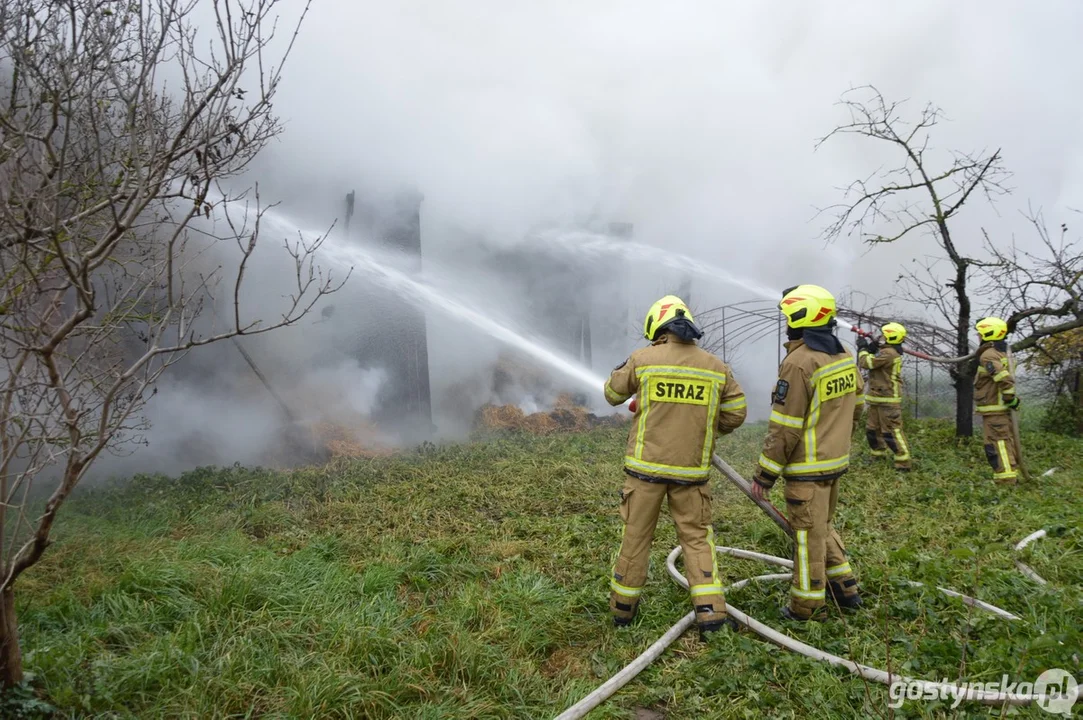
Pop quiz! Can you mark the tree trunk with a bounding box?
[1074,368,1083,436]
[0,586,23,688]
[955,365,976,437]
[952,258,973,438]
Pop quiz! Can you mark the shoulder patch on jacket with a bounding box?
[985,361,996,374]
[772,379,789,405]
[613,358,628,371]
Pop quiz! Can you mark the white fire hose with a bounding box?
[554,544,1044,720]
[553,457,1063,719]
[1014,529,1049,586]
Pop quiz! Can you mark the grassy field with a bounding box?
[9,419,1083,719]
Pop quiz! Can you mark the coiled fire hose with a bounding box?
[553,455,1051,719]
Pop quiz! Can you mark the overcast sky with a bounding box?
[265,0,1083,292]
[95,0,1083,476]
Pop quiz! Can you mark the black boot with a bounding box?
[612,602,639,627]
[698,616,739,639]
[829,580,864,609]
[780,606,811,622]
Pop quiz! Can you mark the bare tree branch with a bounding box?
[0,0,339,686]
[815,85,1012,436]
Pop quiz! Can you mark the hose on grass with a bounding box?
[1014,529,1049,586]
[554,544,1038,719]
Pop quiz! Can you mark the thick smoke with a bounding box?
[93,0,1083,477]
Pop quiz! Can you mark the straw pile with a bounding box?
[474,393,627,435]
[310,421,396,459]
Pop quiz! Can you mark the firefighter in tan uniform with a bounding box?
[750,284,865,621]
[973,317,1020,484]
[856,322,911,472]
[604,295,747,637]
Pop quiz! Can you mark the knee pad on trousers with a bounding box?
[983,443,999,470]
[865,429,879,448]
[883,433,899,453]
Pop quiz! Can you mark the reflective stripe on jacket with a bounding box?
[605,335,747,482]
[858,345,903,404]
[974,343,1016,414]
[757,340,864,484]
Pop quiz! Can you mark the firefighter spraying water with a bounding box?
[857,322,912,472]
[973,316,1027,484]
[603,295,748,637]
[750,284,865,621]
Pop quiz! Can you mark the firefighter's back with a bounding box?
[866,346,903,400]
[624,339,734,481]
[789,343,860,475]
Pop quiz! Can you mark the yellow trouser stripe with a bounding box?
[796,530,810,591]
[826,562,852,578]
[707,526,719,582]
[997,440,1013,473]
[690,584,725,597]
[611,579,643,598]
[790,587,826,600]
[892,430,910,461]
[865,396,902,404]
[769,410,804,428]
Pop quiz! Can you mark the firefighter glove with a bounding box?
[752,467,776,491]
[866,340,880,356]
[855,335,869,352]
[1005,396,1020,410]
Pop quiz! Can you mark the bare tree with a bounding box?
[817,85,1011,437]
[837,210,1083,430]
[980,210,1083,351]
[982,211,1083,432]
[0,0,345,687]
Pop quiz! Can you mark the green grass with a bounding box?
[12,420,1083,719]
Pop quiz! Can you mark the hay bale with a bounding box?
[311,421,394,459]
[475,403,529,431]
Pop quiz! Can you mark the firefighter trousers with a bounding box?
[784,478,859,618]
[980,412,1018,482]
[865,403,911,469]
[610,475,726,628]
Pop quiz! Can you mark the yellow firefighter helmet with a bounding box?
[779,284,837,329]
[643,295,695,340]
[881,322,907,344]
[975,316,1008,342]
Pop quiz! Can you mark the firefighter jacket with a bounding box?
[604,334,747,483]
[858,344,903,404]
[755,339,865,487]
[974,342,1017,414]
